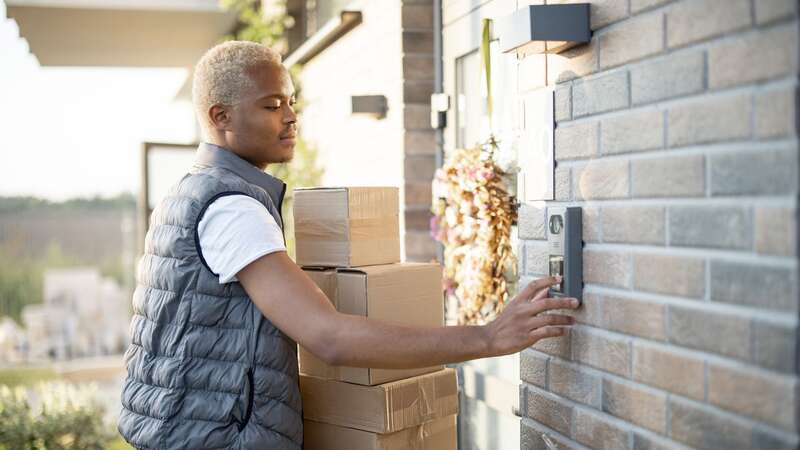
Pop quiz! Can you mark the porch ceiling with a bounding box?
[6,0,238,67]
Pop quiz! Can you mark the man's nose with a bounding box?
[284,106,298,123]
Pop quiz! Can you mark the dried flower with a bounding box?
[431,138,518,325]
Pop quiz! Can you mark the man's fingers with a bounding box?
[529,326,566,341]
[531,284,552,301]
[519,275,562,300]
[532,297,580,315]
[530,314,574,330]
[516,297,580,317]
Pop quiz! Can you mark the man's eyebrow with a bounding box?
[260,93,297,100]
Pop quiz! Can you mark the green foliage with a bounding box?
[0,367,57,388]
[107,436,135,450]
[0,193,136,215]
[220,0,293,47]
[57,193,136,212]
[0,383,115,450]
[220,0,323,258]
[0,197,50,214]
[0,260,42,324]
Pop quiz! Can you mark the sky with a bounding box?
[0,16,197,201]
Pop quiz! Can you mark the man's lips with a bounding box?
[280,134,297,146]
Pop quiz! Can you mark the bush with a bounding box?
[0,382,115,450]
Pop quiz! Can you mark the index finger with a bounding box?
[518,275,562,300]
[531,296,580,315]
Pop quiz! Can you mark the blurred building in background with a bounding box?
[0,317,25,364]
[18,268,129,362]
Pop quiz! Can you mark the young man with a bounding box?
[118,41,578,450]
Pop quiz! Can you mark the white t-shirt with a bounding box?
[197,195,286,284]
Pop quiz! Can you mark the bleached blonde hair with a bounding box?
[192,40,283,136]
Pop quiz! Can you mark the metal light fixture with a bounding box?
[430,93,449,129]
[497,4,591,55]
[350,95,387,119]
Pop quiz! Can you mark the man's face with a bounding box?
[226,63,298,168]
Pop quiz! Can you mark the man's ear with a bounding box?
[208,104,232,131]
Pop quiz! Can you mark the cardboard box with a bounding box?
[304,415,457,450]
[300,263,444,385]
[300,368,459,434]
[293,187,401,267]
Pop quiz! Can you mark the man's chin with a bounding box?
[278,149,295,163]
[263,148,294,165]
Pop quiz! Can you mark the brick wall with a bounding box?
[515,1,799,449]
[402,0,440,262]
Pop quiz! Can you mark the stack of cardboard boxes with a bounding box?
[293,187,459,450]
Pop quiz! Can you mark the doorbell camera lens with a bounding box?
[549,215,563,235]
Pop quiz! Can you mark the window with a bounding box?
[454,40,517,149]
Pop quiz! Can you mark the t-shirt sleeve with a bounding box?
[197,194,286,284]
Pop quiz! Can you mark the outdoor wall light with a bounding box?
[497,4,591,55]
[351,95,388,119]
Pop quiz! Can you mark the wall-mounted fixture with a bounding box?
[430,93,450,129]
[547,206,583,304]
[497,4,591,55]
[351,95,387,119]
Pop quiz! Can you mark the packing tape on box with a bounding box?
[408,426,425,450]
[418,376,436,422]
[386,373,450,432]
[405,416,453,450]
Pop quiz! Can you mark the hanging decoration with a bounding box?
[431,18,518,325]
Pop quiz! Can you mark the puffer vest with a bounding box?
[118,143,302,450]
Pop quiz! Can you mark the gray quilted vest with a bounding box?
[118,143,302,450]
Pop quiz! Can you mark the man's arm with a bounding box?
[237,251,578,369]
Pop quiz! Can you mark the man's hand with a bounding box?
[484,275,579,357]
